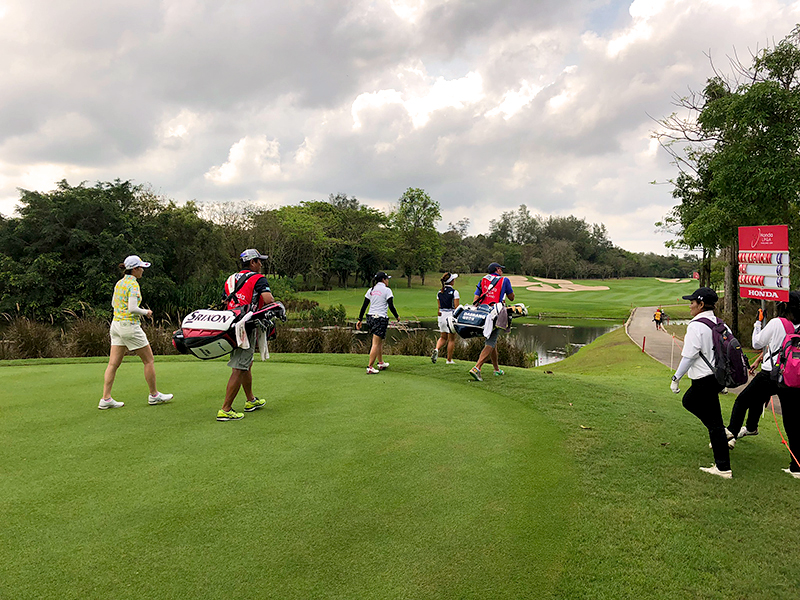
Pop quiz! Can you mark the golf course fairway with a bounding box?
[1,357,576,600]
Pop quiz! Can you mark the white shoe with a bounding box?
[367,366,380,374]
[737,426,758,438]
[446,360,455,365]
[377,362,389,370]
[782,468,800,479]
[98,397,124,410]
[431,349,438,363]
[148,392,173,405]
[700,465,733,479]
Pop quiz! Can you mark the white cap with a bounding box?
[445,273,459,284]
[124,255,151,269]
[240,248,269,262]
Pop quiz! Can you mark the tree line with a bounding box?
[656,25,800,334]
[0,180,696,321]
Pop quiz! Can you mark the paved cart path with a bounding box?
[625,306,783,415]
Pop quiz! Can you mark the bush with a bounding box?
[67,318,110,357]
[143,324,179,356]
[324,327,354,354]
[390,331,435,356]
[4,317,61,359]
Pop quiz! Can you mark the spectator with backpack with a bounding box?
[728,293,800,442]
[670,287,738,479]
[216,249,275,421]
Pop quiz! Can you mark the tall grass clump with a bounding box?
[390,331,435,356]
[324,327,354,354]
[3,317,61,359]
[67,318,110,357]
[143,323,179,356]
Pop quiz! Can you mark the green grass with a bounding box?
[0,356,574,600]
[3,327,800,599]
[300,275,699,320]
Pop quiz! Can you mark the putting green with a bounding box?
[1,358,577,600]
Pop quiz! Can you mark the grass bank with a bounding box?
[2,326,799,599]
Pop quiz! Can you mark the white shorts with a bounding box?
[438,312,454,333]
[110,321,150,351]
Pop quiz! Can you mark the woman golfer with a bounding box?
[99,255,173,409]
[669,287,733,478]
[432,272,460,364]
[729,292,800,479]
[356,271,399,374]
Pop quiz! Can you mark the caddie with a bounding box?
[468,262,514,382]
[216,248,275,421]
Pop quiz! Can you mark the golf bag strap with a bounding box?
[222,272,259,307]
[698,350,714,373]
[476,275,502,305]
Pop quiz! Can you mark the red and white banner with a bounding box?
[738,225,790,302]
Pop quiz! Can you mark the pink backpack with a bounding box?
[774,318,800,388]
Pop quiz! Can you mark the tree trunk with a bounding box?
[723,239,739,335]
[407,274,412,288]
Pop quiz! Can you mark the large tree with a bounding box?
[658,26,800,333]
[391,188,442,287]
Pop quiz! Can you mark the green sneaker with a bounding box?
[494,369,505,376]
[216,409,244,421]
[244,397,266,412]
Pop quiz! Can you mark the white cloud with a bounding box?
[205,136,282,184]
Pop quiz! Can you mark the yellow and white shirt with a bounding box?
[112,275,144,323]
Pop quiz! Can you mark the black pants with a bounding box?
[682,375,730,471]
[728,370,778,435]
[777,387,800,472]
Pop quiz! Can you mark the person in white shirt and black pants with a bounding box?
[357,271,400,374]
[670,287,734,479]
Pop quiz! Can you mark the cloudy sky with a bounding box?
[0,0,798,254]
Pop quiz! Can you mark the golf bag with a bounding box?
[172,302,286,360]
[447,302,528,340]
[448,304,499,339]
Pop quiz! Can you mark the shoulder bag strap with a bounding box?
[222,272,259,307]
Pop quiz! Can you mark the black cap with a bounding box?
[682,287,718,304]
[374,271,391,281]
[487,262,505,273]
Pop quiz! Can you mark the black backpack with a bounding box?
[696,317,749,388]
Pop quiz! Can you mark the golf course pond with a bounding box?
[386,319,621,366]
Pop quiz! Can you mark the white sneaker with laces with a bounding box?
[98,397,125,410]
[377,362,389,370]
[782,468,800,479]
[367,366,380,374]
[446,360,455,365]
[148,392,173,405]
[700,465,733,479]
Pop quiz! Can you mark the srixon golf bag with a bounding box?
[172,272,286,360]
[172,302,286,360]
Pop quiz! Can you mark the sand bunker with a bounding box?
[504,275,610,292]
[656,278,692,283]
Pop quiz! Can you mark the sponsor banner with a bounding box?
[738,225,789,252]
[737,251,790,265]
[738,274,790,289]
[738,263,790,277]
[741,286,789,302]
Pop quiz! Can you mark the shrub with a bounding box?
[324,327,354,354]
[390,331,435,356]
[4,317,60,359]
[67,318,110,357]
[143,324,179,356]
[293,328,325,353]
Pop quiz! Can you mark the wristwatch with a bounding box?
[671,375,678,382]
